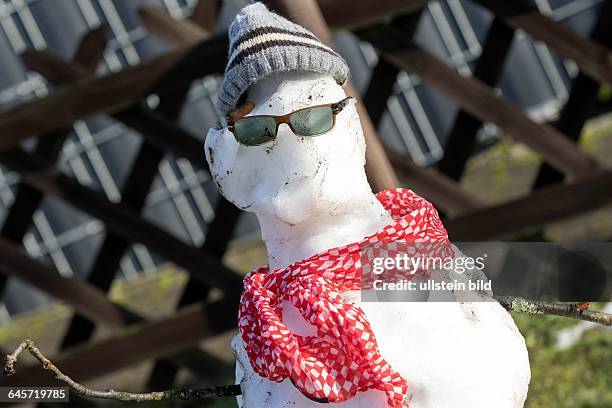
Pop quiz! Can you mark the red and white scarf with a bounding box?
[238,189,452,407]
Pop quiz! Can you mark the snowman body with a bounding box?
[232,299,530,407]
[205,72,530,407]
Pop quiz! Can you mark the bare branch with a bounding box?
[495,296,612,326]
[3,340,241,402]
[3,299,609,403]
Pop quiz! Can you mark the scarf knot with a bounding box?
[238,189,452,407]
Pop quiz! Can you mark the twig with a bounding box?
[495,296,612,326]
[3,339,241,402]
[3,299,610,403]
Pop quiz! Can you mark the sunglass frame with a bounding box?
[227,96,354,146]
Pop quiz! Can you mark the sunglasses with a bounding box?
[227,96,354,146]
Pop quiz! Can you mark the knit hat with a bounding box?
[216,2,350,117]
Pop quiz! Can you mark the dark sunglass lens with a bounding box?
[234,116,277,146]
[289,107,334,137]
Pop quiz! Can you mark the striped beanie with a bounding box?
[217,2,350,117]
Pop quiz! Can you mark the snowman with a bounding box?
[205,3,530,407]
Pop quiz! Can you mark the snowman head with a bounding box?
[204,2,371,228]
[204,70,368,227]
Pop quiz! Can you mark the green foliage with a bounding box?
[513,311,612,407]
[598,84,612,102]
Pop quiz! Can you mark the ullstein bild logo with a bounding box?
[371,277,492,293]
[359,242,611,302]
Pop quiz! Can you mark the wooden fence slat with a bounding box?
[0,148,243,293]
[317,0,425,29]
[138,5,209,46]
[0,231,231,383]
[190,0,220,30]
[0,35,228,150]
[0,28,107,296]
[437,18,515,181]
[446,170,612,240]
[0,0,429,153]
[532,0,612,189]
[0,298,239,388]
[0,238,126,328]
[72,25,107,72]
[21,50,208,172]
[475,0,612,85]
[132,5,243,389]
[358,10,482,216]
[146,200,241,390]
[359,26,599,178]
[385,148,482,217]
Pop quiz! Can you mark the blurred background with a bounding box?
[0,0,610,407]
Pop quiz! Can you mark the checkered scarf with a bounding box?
[238,189,451,407]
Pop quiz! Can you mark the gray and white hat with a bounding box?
[216,2,350,117]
